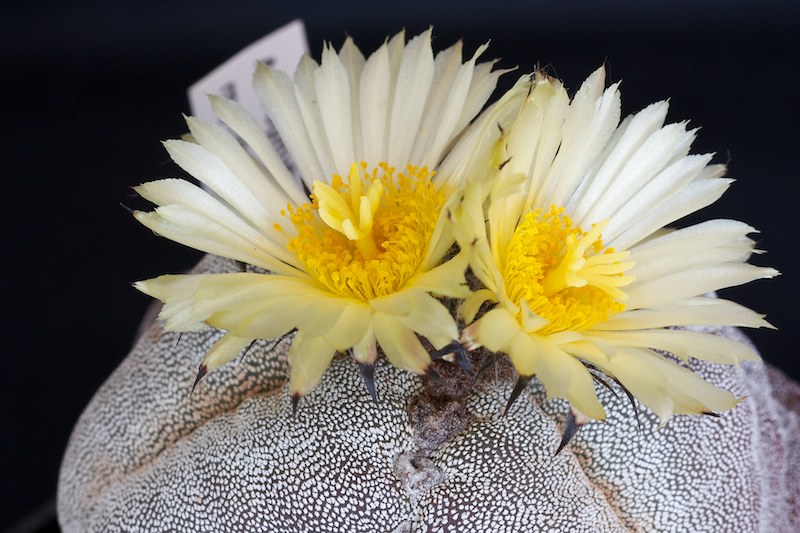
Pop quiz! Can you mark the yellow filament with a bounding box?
[286,162,447,302]
[503,206,635,335]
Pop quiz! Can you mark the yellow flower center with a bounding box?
[504,206,635,335]
[284,162,447,302]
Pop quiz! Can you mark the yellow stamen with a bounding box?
[287,162,447,302]
[503,206,635,335]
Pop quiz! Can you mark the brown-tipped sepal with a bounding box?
[504,374,534,416]
[555,405,592,456]
[191,365,207,394]
[430,341,474,376]
[291,393,302,420]
[359,362,379,405]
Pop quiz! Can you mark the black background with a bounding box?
[2,1,798,530]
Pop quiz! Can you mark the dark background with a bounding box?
[2,1,798,531]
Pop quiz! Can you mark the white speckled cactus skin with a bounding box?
[58,254,800,532]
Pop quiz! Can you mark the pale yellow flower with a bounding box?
[133,29,516,405]
[450,68,778,425]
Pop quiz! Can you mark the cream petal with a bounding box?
[387,28,435,171]
[532,335,575,400]
[207,95,307,206]
[253,62,326,187]
[594,296,774,331]
[134,208,298,275]
[413,39,465,153]
[409,45,464,168]
[382,30,406,158]
[453,60,507,137]
[190,275,282,317]
[571,337,617,361]
[163,140,276,232]
[563,113,632,216]
[437,75,530,190]
[394,292,459,350]
[508,330,539,376]
[664,127,699,168]
[546,331,586,345]
[184,115,292,217]
[414,250,471,298]
[667,376,741,416]
[590,330,689,361]
[135,273,203,301]
[188,276,338,338]
[359,41,391,167]
[297,295,349,338]
[630,219,756,263]
[568,100,669,223]
[201,332,253,374]
[172,276,317,327]
[369,290,415,316]
[505,81,550,179]
[694,162,727,181]
[135,274,207,332]
[476,308,521,352]
[372,312,431,374]
[524,87,570,211]
[351,322,377,364]
[338,37,366,165]
[519,299,549,334]
[545,82,622,210]
[414,42,489,170]
[422,204,456,271]
[625,263,779,310]
[608,177,734,251]
[566,361,606,421]
[135,178,289,248]
[593,329,761,365]
[628,245,756,290]
[449,186,518,314]
[458,289,496,325]
[293,54,337,183]
[207,294,319,339]
[288,332,337,397]
[192,273,326,302]
[489,187,525,270]
[577,122,692,228]
[322,303,372,351]
[584,346,674,424]
[580,65,607,99]
[601,153,713,243]
[315,43,356,174]
[631,347,742,417]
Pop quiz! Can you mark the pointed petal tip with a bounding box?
[554,407,591,456]
[191,365,207,394]
[503,375,533,417]
[455,349,475,376]
[554,412,577,457]
[430,341,462,360]
[291,393,302,419]
[358,362,379,405]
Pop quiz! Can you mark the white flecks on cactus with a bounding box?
[58,255,800,533]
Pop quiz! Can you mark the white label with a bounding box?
[187,19,309,178]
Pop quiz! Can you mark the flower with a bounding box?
[133,29,515,405]
[449,68,778,425]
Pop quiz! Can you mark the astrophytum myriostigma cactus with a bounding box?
[58,254,799,533]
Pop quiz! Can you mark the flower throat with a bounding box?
[285,162,447,302]
[504,206,635,335]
